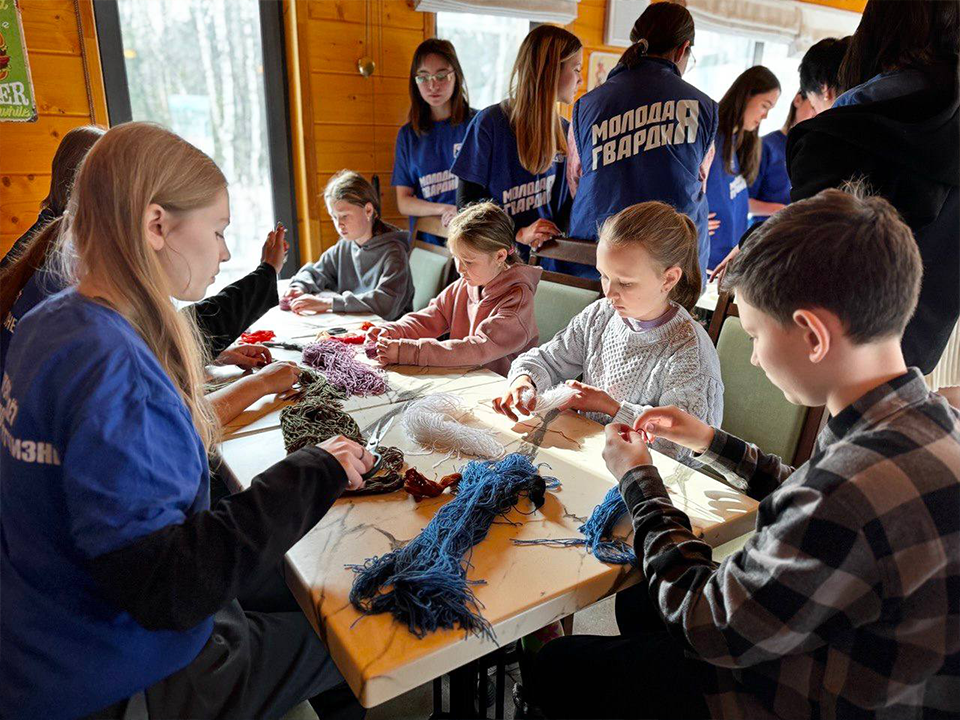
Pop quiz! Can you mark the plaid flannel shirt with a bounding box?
[619,369,960,719]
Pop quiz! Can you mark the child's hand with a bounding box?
[216,343,272,369]
[261,222,288,273]
[254,361,301,396]
[516,219,561,250]
[290,294,332,314]
[493,375,536,422]
[283,284,305,300]
[602,423,653,480]
[708,245,740,284]
[633,406,715,455]
[365,326,387,343]
[559,380,621,417]
[374,337,399,365]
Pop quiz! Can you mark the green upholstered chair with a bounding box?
[409,241,453,312]
[533,270,601,345]
[711,292,825,466]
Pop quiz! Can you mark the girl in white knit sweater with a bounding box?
[494,201,723,462]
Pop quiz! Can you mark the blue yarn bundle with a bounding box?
[348,453,559,640]
[513,485,637,566]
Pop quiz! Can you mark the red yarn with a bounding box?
[241,329,276,344]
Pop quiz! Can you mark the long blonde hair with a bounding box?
[62,122,225,449]
[447,202,520,266]
[504,25,582,174]
[599,202,702,311]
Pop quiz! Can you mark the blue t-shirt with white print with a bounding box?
[706,133,750,268]
[392,111,476,246]
[570,57,718,280]
[0,289,212,719]
[451,103,570,263]
[748,129,790,224]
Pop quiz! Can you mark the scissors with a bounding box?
[362,415,395,480]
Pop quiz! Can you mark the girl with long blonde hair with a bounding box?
[495,201,723,465]
[0,122,372,719]
[451,25,582,261]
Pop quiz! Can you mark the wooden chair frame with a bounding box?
[530,236,598,268]
[411,215,449,242]
[539,268,602,294]
[709,290,827,465]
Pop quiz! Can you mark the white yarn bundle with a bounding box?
[402,393,506,460]
[519,383,578,416]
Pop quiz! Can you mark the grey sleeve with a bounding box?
[291,246,339,293]
[330,247,411,320]
[507,302,593,391]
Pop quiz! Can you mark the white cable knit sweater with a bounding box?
[508,299,724,463]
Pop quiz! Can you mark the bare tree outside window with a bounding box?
[436,13,529,111]
[117,0,274,295]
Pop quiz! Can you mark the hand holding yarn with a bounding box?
[633,405,715,454]
[290,294,332,315]
[254,361,301,396]
[492,375,537,422]
[558,380,621,417]
[374,337,399,366]
[602,423,653,480]
[282,284,305,300]
[216,342,272,369]
[318,435,375,491]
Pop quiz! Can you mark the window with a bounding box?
[95,0,299,294]
[435,12,530,110]
[684,29,803,137]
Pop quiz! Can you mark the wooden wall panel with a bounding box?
[295,0,430,258]
[0,0,107,259]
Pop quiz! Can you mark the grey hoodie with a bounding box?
[290,228,414,321]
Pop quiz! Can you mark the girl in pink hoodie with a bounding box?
[368,202,541,375]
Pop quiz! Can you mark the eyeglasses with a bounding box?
[415,71,454,85]
[687,49,697,72]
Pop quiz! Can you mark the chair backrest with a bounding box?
[533,270,602,344]
[530,236,598,268]
[409,240,453,312]
[411,215,449,242]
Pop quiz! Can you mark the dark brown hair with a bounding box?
[407,39,471,137]
[599,201,702,311]
[718,66,780,185]
[0,125,105,318]
[725,183,922,343]
[799,36,850,97]
[620,2,695,69]
[838,0,959,93]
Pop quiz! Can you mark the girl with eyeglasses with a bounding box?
[566,2,718,280]
[392,39,475,246]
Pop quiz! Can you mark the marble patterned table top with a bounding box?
[220,379,758,708]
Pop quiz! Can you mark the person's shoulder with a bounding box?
[397,122,416,142]
[475,103,508,127]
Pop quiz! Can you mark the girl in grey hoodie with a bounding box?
[284,170,415,321]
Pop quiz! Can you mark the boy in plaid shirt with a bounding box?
[533,187,959,719]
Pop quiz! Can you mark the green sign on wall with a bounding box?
[0,0,37,122]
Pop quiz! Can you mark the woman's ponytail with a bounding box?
[618,2,695,70]
[620,38,650,69]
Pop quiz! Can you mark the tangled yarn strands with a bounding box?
[402,394,505,461]
[520,383,578,416]
[279,370,404,495]
[513,485,637,566]
[348,453,559,640]
[301,340,387,397]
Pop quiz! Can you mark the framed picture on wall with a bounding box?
[587,51,622,91]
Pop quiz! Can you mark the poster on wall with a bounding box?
[0,0,38,122]
[587,52,622,91]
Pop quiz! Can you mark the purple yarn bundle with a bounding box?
[302,340,387,397]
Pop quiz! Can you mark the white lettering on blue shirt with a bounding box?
[590,99,701,171]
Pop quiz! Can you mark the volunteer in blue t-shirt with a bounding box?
[568,2,718,279]
[452,25,582,265]
[706,66,780,269]
[748,91,817,225]
[393,39,476,246]
[0,123,372,720]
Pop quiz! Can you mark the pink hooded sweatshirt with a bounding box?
[378,263,542,375]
